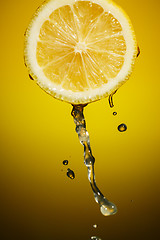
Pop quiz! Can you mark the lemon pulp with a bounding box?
[25,0,137,104]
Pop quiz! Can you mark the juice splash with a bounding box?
[71,105,117,216]
[24,0,139,219]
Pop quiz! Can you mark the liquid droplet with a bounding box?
[90,236,102,240]
[93,224,98,228]
[113,112,117,116]
[118,124,127,132]
[137,46,140,57]
[100,199,117,216]
[24,60,27,67]
[63,160,68,165]
[67,168,75,180]
[108,90,117,108]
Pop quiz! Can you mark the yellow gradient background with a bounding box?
[1,0,160,239]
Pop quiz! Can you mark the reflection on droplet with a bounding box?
[63,160,68,165]
[93,224,98,228]
[100,200,117,216]
[90,236,102,240]
[118,124,127,132]
[113,112,117,116]
[67,168,75,180]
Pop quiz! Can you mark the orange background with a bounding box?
[1,0,160,239]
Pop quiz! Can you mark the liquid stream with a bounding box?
[71,104,117,216]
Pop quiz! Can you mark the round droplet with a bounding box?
[90,236,102,240]
[93,224,98,228]
[100,199,117,216]
[118,123,127,132]
[113,112,117,116]
[67,168,75,180]
[63,160,68,165]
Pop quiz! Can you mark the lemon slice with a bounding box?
[24,0,137,104]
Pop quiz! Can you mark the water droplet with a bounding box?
[113,112,117,116]
[100,198,117,216]
[63,160,68,165]
[108,90,117,108]
[90,236,102,240]
[118,124,127,132]
[24,60,27,67]
[93,224,98,228]
[67,168,75,180]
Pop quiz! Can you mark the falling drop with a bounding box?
[100,200,117,216]
[90,236,102,240]
[108,90,117,108]
[67,168,75,180]
[137,46,140,57]
[113,112,117,116]
[118,124,127,132]
[63,160,68,165]
[93,224,98,229]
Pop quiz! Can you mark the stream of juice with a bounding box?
[71,104,117,216]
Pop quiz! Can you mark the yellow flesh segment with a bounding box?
[36,1,126,92]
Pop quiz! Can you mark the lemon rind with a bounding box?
[24,0,137,104]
